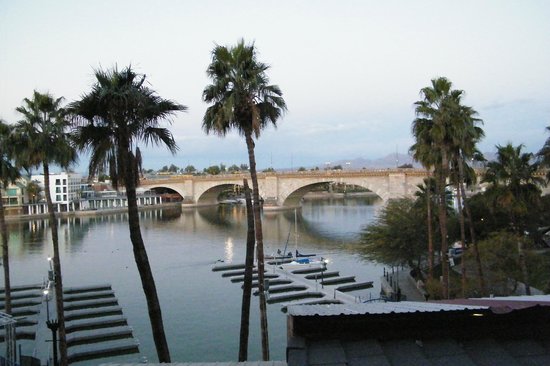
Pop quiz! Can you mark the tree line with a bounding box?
[362,77,550,300]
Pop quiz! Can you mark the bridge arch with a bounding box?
[281,182,383,207]
[195,182,266,206]
[144,184,186,202]
[279,177,393,207]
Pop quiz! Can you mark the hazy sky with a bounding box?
[1,0,549,172]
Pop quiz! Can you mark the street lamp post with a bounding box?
[43,290,50,322]
[46,320,59,366]
[47,257,54,281]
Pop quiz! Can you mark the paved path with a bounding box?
[380,268,426,302]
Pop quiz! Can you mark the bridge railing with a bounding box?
[140,168,432,185]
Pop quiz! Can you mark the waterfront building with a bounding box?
[81,188,163,210]
[31,172,82,213]
[0,178,28,215]
[3,172,165,216]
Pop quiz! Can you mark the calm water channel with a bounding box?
[7,195,383,363]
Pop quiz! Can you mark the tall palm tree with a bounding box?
[15,91,77,366]
[238,179,255,361]
[412,77,463,298]
[202,39,287,361]
[410,140,437,279]
[68,66,185,363]
[0,120,20,315]
[483,143,543,295]
[447,101,485,297]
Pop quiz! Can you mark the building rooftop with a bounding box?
[287,298,550,366]
[286,301,487,317]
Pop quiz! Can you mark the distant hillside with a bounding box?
[280,151,497,172]
[327,151,496,170]
[320,153,419,170]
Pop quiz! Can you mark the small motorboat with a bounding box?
[279,257,327,271]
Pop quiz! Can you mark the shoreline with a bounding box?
[4,202,183,223]
[302,191,379,199]
[4,192,379,222]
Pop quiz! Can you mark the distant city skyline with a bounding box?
[1,1,549,173]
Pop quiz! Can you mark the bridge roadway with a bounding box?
[140,169,428,210]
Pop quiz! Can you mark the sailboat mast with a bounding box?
[294,208,298,255]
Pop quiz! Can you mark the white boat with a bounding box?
[278,257,328,271]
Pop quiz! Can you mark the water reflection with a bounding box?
[4,196,381,363]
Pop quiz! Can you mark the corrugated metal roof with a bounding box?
[286,301,487,316]
[435,295,550,311]
[479,295,550,302]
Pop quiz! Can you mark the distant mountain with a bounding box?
[327,151,497,170]
[279,151,497,172]
[327,153,420,169]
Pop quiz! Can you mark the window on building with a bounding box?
[56,195,61,201]
[56,187,61,193]
[56,179,61,185]
[63,195,67,201]
[63,187,67,193]
[63,179,67,185]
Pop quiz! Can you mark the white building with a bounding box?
[31,172,82,212]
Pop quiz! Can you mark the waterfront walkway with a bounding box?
[380,267,426,302]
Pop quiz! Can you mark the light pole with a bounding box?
[46,319,59,366]
[47,257,54,281]
[43,289,50,322]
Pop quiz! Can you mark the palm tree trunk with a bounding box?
[245,132,270,361]
[456,181,467,298]
[438,152,450,299]
[43,163,68,366]
[238,179,255,361]
[122,147,171,363]
[426,172,434,280]
[0,190,11,314]
[458,165,486,295]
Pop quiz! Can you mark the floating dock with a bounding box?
[0,283,140,365]
[213,258,374,307]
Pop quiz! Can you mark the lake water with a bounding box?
[6,195,383,363]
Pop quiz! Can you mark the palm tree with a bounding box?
[412,77,463,298]
[202,39,287,361]
[15,91,77,366]
[410,140,437,279]
[483,143,543,295]
[68,66,185,363]
[447,101,485,297]
[0,120,20,315]
[238,179,255,361]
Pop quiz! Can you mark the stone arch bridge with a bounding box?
[140,169,428,210]
[140,169,426,209]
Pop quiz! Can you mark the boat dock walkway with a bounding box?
[380,268,426,302]
[1,282,139,365]
[213,261,373,307]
